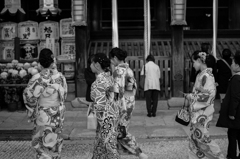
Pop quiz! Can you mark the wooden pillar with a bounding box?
[171,26,184,97]
[75,26,88,97]
[229,0,240,29]
[91,0,100,31]
[155,0,167,30]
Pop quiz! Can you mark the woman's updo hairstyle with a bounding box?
[39,48,54,68]
[92,53,110,72]
[109,47,127,61]
[192,50,213,68]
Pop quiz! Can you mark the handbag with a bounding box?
[175,97,190,126]
[139,65,145,90]
[87,103,97,130]
[117,125,127,139]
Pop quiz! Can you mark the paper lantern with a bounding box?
[1,0,25,14]
[170,0,187,25]
[39,21,59,40]
[36,0,61,16]
[0,22,18,40]
[60,18,75,38]
[72,0,87,26]
[0,41,15,60]
[18,21,39,40]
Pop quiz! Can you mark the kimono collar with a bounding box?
[40,68,51,77]
[96,71,105,78]
[199,68,212,76]
[117,63,129,69]
[230,71,240,80]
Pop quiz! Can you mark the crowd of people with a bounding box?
[22,44,240,159]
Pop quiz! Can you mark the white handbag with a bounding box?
[87,103,97,130]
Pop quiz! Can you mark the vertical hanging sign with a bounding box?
[1,0,25,14]
[72,0,87,26]
[46,38,55,54]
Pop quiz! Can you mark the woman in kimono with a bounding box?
[90,53,120,159]
[23,48,67,159]
[109,48,148,159]
[185,51,224,159]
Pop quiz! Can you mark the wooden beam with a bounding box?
[75,26,88,97]
[171,26,184,97]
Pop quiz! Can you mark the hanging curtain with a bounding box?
[144,0,151,60]
[112,0,119,48]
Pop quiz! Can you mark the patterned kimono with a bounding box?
[91,72,120,159]
[113,63,142,156]
[188,68,224,159]
[23,68,67,159]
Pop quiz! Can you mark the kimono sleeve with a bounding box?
[91,80,107,112]
[190,74,216,110]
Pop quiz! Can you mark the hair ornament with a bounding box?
[198,52,207,63]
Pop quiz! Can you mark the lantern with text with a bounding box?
[72,0,87,26]
[1,0,25,14]
[171,0,187,25]
[36,0,61,16]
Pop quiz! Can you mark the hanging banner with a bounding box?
[71,0,87,26]
[1,0,25,14]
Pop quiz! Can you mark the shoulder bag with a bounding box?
[175,97,190,126]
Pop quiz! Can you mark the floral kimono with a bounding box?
[112,63,143,156]
[187,68,224,159]
[91,72,120,159]
[23,68,67,159]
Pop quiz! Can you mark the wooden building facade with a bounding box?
[0,0,240,100]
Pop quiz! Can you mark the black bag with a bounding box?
[117,125,127,139]
[175,97,190,126]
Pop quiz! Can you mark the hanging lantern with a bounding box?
[1,0,25,14]
[36,0,61,16]
[170,0,187,25]
[72,0,87,26]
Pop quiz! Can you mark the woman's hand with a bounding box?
[229,116,235,120]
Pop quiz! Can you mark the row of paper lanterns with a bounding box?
[0,19,75,41]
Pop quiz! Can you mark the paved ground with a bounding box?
[0,138,229,159]
[0,100,226,140]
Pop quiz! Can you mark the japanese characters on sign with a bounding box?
[39,21,59,40]
[0,41,15,60]
[20,41,39,60]
[18,21,39,40]
[61,39,75,60]
[0,22,17,40]
[60,18,75,38]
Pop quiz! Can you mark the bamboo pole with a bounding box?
[212,0,218,58]
[144,0,151,61]
[112,0,119,48]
